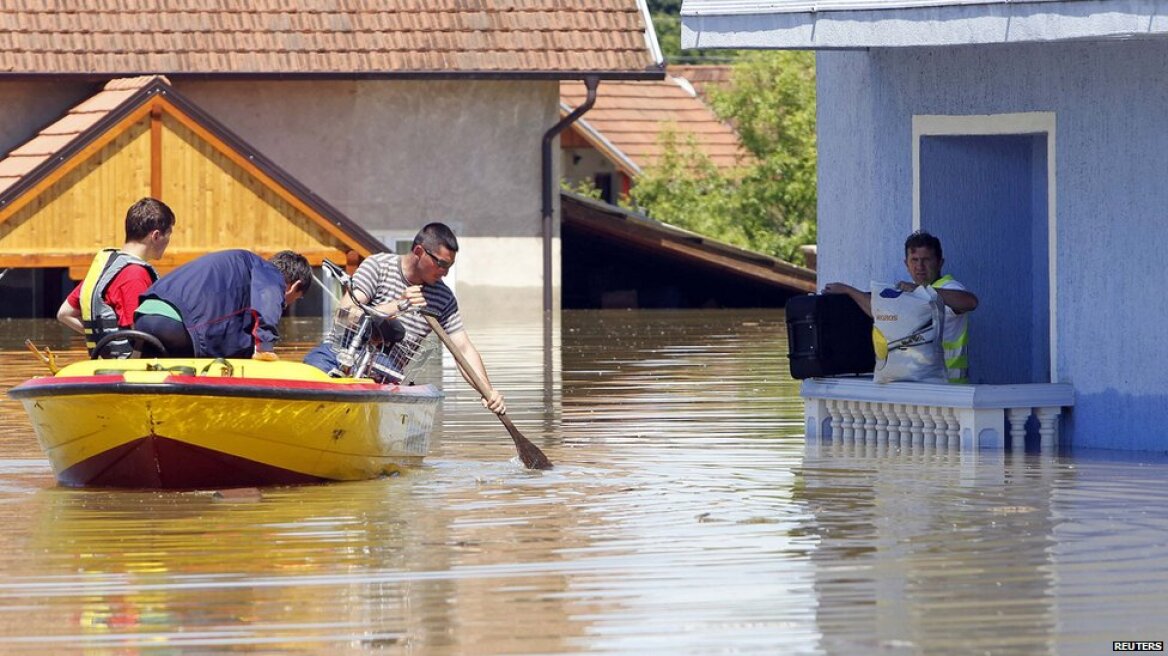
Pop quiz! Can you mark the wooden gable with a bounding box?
[0,76,383,279]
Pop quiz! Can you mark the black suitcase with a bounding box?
[785,293,875,379]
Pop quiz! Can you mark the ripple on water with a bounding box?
[0,312,1166,654]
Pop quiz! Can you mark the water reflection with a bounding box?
[798,443,1065,654]
[0,312,1166,654]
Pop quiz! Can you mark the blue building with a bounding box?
[682,0,1168,452]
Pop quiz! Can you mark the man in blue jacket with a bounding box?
[134,249,312,359]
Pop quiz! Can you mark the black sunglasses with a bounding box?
[422,247,453,270]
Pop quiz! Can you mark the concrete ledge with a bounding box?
[802,376,1075,450]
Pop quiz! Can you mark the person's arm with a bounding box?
[445,328,506,415]
[57,300,84,335]
[822,282,872,317]
[250,271,287,356]
[935,288,978,314]
[905,279,978,315]
[368,285,425,316]
[57,283,84,335]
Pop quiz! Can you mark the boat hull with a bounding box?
[9,359,443,489]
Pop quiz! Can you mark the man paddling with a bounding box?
[304,222,506,415]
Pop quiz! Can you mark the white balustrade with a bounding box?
[802,377,1075,452]
[1007,407,1030,450]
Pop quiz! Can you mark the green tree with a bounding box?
[628,51,817,264]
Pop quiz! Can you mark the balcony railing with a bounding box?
[802,377,1075,451]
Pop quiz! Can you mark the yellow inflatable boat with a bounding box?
[8,357,442,489]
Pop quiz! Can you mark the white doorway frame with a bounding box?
[912,112,1059,381]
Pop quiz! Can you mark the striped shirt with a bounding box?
[350,251,463,337]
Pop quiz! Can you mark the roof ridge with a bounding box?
[102,74,170,90]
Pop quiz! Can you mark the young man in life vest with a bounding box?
[823,230,979,383]
[56,197,176,357]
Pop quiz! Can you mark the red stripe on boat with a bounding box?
[165,375,390,391]
[58,435,327,489]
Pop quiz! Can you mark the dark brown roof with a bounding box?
[0,1,663,78]
[562,191,814,294]
[561,76,748,174]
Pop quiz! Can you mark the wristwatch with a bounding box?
[397,298,411,313]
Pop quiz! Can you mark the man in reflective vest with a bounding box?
[824,230,979,383]
[57,197,175,357]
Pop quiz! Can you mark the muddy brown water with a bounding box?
[0,310,1165,654]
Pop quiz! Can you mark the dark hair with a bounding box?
[412,222,459,253]
[269,250,313,291]
[904,230,943,261]
[124,197,175,241]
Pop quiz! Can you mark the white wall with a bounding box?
[179,79,560,326]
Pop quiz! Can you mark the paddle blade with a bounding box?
[516,437,553,470]
[421,312,553,469]
[500,414,553,470]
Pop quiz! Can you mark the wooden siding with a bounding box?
[159,113,346,268]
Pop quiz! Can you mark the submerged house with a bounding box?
[556,72,814,309]
[0,2,664,325]
[682,0,1168,452]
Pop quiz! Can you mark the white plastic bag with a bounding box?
[870,282,946,384]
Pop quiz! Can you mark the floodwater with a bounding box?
[1,310,1166,655]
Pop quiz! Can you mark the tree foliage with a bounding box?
[628,51,817,264]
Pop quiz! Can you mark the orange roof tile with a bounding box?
[561,76,748,175]
[0,1,662,77]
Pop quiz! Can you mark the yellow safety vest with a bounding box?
[79,249,157,358]
[932,274,969,384]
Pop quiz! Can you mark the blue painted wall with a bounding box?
[816,40,1168,452]
[919,134,1048,385]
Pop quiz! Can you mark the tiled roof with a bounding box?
[0,76,161,194]
[561,75,747,175]
[0,1,663,77]
[667,64,733,99]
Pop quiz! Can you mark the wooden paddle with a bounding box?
[25,339,59,374]
[421,312,553,470]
